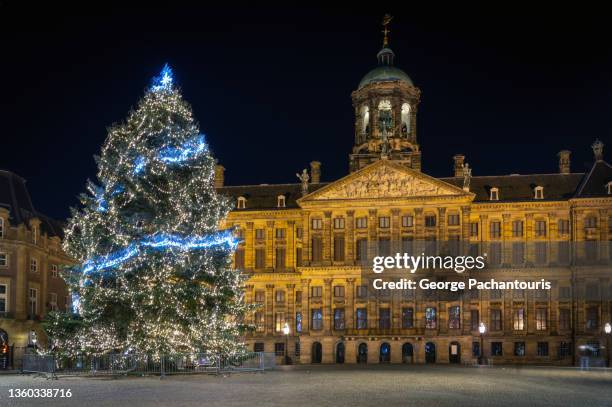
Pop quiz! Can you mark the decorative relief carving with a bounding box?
[315,165,455,199]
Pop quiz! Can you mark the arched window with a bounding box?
[401,103,411,137]
[237,196,247,209]
[534,186,544,200]
[378,100,393,134]
[361,105,370,139]
[490,187,499,201]
[277,195,286,208]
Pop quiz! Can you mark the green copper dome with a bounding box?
[358,47,413,89]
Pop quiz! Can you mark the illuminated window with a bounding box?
[378,217,390,228]
[295,312,302,333]
[334,308,345,330]
[275,312,285,333]
[356,308,367,329]
[277,195,286,208]
[512,220,523,237]
[490,187,499,201]
[402,307,414,329]
[490,309,502,331]
[237,196,246,209]
[534,186,544,199]
[356,217,368,229]
[311,309,323,330]
[448,306,460,329]
[333,217,345,229]
[311,218,322,230]
[448,214,460,226]
[30,258,38,273]
[255,311,264,332]
[51,264,58,278]
[536,308,548,330]
[401,103,411,136]
[425,307,437,329]
[401,215,413,227]
[49,293,58,311]
[513,308,525,330]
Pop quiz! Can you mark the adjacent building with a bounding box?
[0,170,70,369]
[217,33,612,365]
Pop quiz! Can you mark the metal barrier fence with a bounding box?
[22,352,274,379]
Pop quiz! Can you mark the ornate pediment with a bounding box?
[300,160,470,202]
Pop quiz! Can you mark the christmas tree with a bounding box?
[45,65,249,358]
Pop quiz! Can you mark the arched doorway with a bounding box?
[357,343,368,363]
[449,341,461,364]
[402,343,414,363]
[425,342,436,363]
[379,342,391,363]
[336,342,345,364]
[0,329,9,370]
[311,342,322,364]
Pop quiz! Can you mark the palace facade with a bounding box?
[0,170,70,369]
[217,39,612,365]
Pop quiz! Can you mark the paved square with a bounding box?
[1,365,612,406]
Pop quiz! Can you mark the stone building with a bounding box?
[217,35,612,365]
[0,170,70,368]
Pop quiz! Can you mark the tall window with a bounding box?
[378,238,391,256]
[255,228,265,240]
[535,220,547,237]
[512,220,523,237]
[536,308,547,330]
[275,228,286,239]
[295,312,302,333]
[275,290,285,303]
[512,243,524,264]
[534,186,544,199]
[277,195,286,208]
[237,197,246,209]
[513,308,525,330]
[491,342,503,356]
[401,237,413,254]
[311,237,323,262]
[356,285,368,298]
[49,293,58,311]
[558,219,569,235]
[356,238,368,261]
[378,217,390,228]
[333,236,345,261]
[514,342,526,356]
[586,306,599,330]
[402,215,414,227]
[402,307,414,328]
[235,248,245,269]
[275,248,286,269]
[470,310,479,331]
[379,308,391,329]
[333,217,345,229]
[559,308,571,330]
[32,225,38,244]
[311,218,322,230]
[356,217,368,229]
[448,306,460,329]
[378,99,393,133]
[470,222,479,237]
[0,253,7,267]
[295,248,302,267]
[489,242,502,265]
[255,249,265,269]
[356,308,367,329]
[361,105,370,138]
[490,221,501,239]
[490,309,502,331]
[425,307,437,329]
[537,342,549,356]
[333,285,345,297]
[311,309,323,330]
[425,215,436,227]
[490,187,499,201]
[310,286,322,298]
[401,103,411,136]
[255,311,265,332]
[30,258,38,273]
[254,290,265,303]
[535,242,547,264]
[448,214,460,226]
[295,291,302,304]
[584,216,597,228]
[28,288,37,318]
[334,308,345,330]
[0,284,7,313]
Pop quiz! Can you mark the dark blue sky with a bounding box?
[1,3,611,220]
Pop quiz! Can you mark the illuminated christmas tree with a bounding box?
[45,65,249,357]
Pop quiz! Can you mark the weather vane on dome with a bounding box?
[382,14,393,48]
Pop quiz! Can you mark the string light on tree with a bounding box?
[44,64,251,358]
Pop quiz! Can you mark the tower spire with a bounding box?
[382,14,393,48]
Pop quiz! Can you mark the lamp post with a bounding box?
[478,322,486,365]
[283,322,290,365]
[605,322,611,368]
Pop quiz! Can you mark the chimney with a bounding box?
[214,164,225,188]
[558,150,571,174]
[453,154,465,177]
[310,161,321,184]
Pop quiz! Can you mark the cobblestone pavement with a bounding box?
[1,365,612,407]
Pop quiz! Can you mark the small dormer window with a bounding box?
[534,186,544,200]
[490,187,499,201]
[277,195,286,208]
[607,181,612,195]
[237,196,246,209]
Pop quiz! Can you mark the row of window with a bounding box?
[0,254,60,277]
[0,284,61,315]
[252,306,598,332]
[473,341,568,358]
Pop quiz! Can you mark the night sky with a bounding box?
[2,3,612,220]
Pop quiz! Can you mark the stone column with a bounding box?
[438,207,447,244]
[302,212,311,266]
[461,206,471,252]
[324,278,333,334]
[287,284,296,333]
[15,246,27,320]
[600,209,609,260]
[368,209,378,258]
[265,284,275,335]
[323,211,332,264]
[414,208,424,240]
[301,279,310,333]
[246,222,254,269]
[502,213,511,265]
[287,220,295,269]
[244,285,254,325]
[346,278,355,330]
[391,208,401,253]
[346,211,355,264]
[266,221,274,269]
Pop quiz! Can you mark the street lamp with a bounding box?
[478,322,486,365]
[283,322,290,365]
[605,322,611,368]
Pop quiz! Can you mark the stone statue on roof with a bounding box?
[296,169,310,196]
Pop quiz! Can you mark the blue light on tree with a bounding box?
[158,135,208,165]
[150,63,174,91]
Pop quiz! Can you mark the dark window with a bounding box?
[558,242,569,264]
[334,308,345,330]
[559,286,571,300]
[490,221,501,239]
[356,239,368,261]
[311,237,323,262]
[296,227,303,239]
[470,222,479,237]
[470,310,479,331]
[490,289,502,300]
[425,307,437,329]
[255,249,265,269]
[472,342,480,357]
[512,243,524,264]
[379,308,391,329]
[535,220,547,237]
[585,341,600,357]
[254,343,264,352]
[586,283,599,300]
[235,248,245,269]
[311,286,322,298]
[333,236,345,261]
[275,248,286,269]
[311,309,323,330]
[275,343,285,356]
[514,342,525,356]
[448,306,461,329]
[491,342,503,356]
[512,220,523,237]
[535,242,547,264]
[402,307,414,328]
[333,286,345,297]
[356,285,368,298]
[425,215,436,227]
[295,291,302,303]
[559,308,571,331]
[448,214,460,226]
[537,342,549,357]
[513,289,524,299]
[378,238,391,256]
[558,341,572,357]
[255,290,265,303]
[275,228,286,238]
[255,229,265,240]
[296,248,303,267]
[401,237,413,254]
[489,242,502,265]
[586,306,599,330]
[584,216,597,228]
[490,309,502,331]
[558,219,569,235]
[356,308,367,329]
